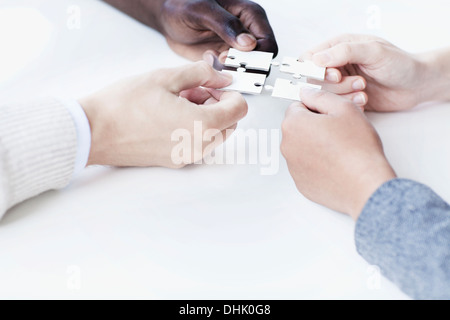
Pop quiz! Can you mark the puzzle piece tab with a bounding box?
[271,79,322,101]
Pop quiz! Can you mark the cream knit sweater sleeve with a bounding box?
[0,98,77,218]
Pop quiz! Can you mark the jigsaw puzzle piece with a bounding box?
[221,70,267,95]
[279,57,326,81]
[271,79,322,101]
[224,48,274,72]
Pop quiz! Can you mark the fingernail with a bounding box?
[237,33,256,47]
[352,79,366,91]
[203,53,214,66]
[313,51,332,65]
[326,71,339,83]
[300,86,321,97]
[353,93,366,105]
[221,72,233,81]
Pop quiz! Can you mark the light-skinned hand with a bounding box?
[281,88,396,220]
[79,61,248,168]
[302,34,450,112]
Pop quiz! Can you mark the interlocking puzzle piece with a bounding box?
[221,70,267,95]
[224,48,274,72]
[271,79,322,101]
[280,57,326,81]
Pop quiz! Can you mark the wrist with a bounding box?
[103,0,166,33]
[78,96,108,166]
[415,50,450,103]
[349,158,397,221]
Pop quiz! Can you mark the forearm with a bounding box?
[418,48,450,102]
[356,179,450,299]
[0,99,78,217]
[103,0,165,33]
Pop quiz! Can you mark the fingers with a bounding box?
[180,87,216,105]
[202,91,248,130]
[206,123,238,152]
[324,68,342,83]
[299,87,358,115]
[308,75,366,94]
[285,101,311,118]
[201,1,257,52]
[167,61,233,93]
[341,91,368,108]
[312,41,383,68]
[301,34,382,60]
[203,50,225,71]
[230,1,279,55]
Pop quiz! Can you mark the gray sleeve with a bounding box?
[355,178,450,299]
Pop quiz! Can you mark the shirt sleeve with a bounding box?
[0,98,78,218]
[355,178,450,299]
[64,100,91,178]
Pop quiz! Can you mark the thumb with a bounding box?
[299,87,355,115]
[168,61,232,93]
[204,91,248,130]
[202,2,257,51]
[312,41,381,68]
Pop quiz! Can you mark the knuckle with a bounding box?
[312,89,328,100]
[230,93,248,119]
[246,2,267,16]
[194,60,215,76]
[371,40,385,53]
[280,141,287,158]
[280,137,290,158]
[340,43,353,57]
[281,118,292,135]
[343,99,356,109]
[183,0,206,11]
[222,16,243,33]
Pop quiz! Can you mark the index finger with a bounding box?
[201,91,248,130]
[301,34,381,60]
[223,0,279,56]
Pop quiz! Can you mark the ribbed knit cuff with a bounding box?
[0,98,77,217]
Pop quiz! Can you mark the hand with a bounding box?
[104,0,278,61]
[281,88,397,220]
[302,34,437,112]
[79,61,248,168]
[161,0,278,60]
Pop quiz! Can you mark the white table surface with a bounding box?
[0,0,449,299]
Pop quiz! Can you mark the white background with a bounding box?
[0,0,449,299]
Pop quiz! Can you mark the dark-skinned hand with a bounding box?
[104,0,278,61]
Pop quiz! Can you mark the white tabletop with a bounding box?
[1,0,449,299]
